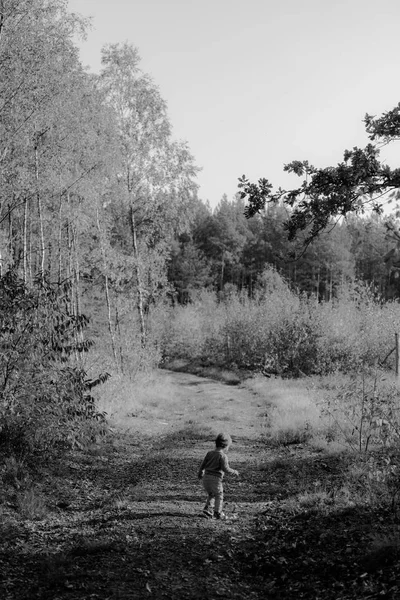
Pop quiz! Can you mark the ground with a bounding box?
[1,370,400,599]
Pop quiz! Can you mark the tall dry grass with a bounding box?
[95,370,182,431]
[244,375,322,445]
[245,368,400,454]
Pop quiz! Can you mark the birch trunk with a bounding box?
[66,192,74,314]
[8,202,12,268]
[129,205,146,348]
[96,204,119,368]
[220,249,225,291]
[58,192,63,284]
[23,198,28,283]
[34,144,45,280]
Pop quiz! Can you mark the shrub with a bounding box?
[0,272,108,458]
[318,369,400,453]
[155,275,400,377]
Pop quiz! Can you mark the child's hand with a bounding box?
[234,470,239,476]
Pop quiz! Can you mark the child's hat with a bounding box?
[216,432,232,448]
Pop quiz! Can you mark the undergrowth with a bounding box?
[247,370,400,511]
[155,271,400,377]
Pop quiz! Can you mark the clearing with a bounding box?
[1,370,400,599]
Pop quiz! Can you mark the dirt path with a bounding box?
[122,369,267,440]
[1,370,399,599]
[2,370,274,600]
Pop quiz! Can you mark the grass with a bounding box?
[96,371,184,431]
[95,363,400,466]
[95,367,259,440]
[16,487,48,520]
[242,370,400,455]
[7,361,398,517]
[91,365,400,517]
[244,375,323,445]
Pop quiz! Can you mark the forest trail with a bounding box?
[121,369,268,439]
[2,370,277,600]
[2,371,399,600]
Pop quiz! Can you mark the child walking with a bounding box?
[198,432,239,519]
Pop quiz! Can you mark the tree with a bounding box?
[168,235,212,303]
[238,103,400,245]
[99,43,199,346]
[0,0,126,374]
[0,0,90,278]
[193,194,252,291]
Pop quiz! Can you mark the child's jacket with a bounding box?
[198,448,236,479]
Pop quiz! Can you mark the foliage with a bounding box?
[158,270,400,377]
[1,2,200,373]
[239,101,400,245]
[99,42,199,348]
[245,377,320,446]
[319,369,400,453]
[168,195,400,302]
[168,237,212,303]
[0,272,108,457]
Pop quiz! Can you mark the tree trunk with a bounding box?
[28,210,32,282]
[73,233,81,321]
[96,204,119,368]
[66,192,74,314]
[115,306,125,374]
[129,205,146,348]
[0,1,4,45]
[58,192,63,284]
[220,249,225,291]
[8,201,12,267]
[34,143,45,280]
[23,197,28,283]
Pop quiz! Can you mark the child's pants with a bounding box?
[203,474,224,513]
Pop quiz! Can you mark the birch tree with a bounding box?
[0,0,89,279]
[99,43,199,347]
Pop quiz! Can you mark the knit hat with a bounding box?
[215,432,232,448]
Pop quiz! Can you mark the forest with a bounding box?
[2,1,400,599]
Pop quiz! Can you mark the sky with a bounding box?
[68,0,400,209]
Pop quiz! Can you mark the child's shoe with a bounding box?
[202,508,213,518]
[214,512,226,520]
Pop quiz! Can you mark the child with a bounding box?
[198,432,239,519]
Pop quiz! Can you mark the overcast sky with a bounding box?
[68,0,400,208]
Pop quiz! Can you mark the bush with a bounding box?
[156,277,322,376]
[318,369,400,452]
[155,276,400,378]
[0,272,108,458]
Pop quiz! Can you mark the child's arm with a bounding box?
[221,454,239,476]
[198,455,207,479]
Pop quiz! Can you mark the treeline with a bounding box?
[169,194,400,302]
